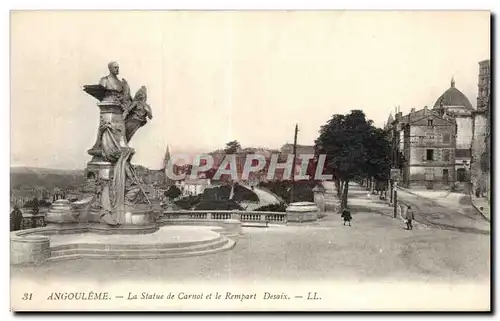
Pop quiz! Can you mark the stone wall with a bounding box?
[471,111,489,197]
[407,166,454,190]
[455,116,474,150]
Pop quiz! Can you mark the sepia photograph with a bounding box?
[9,10,491,311]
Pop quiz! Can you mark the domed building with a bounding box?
[386,77,476,191]
[433,77,474,189]
[433,77,474,113]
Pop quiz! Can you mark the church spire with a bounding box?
[451,76,455,88]
[163,145,173,187]
[163,145,171,170]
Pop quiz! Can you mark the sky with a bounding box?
[10,11,490,170]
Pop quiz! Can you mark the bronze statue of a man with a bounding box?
[99,61,132,110]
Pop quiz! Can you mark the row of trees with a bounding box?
[315,110,393,210]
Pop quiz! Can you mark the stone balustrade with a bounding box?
[163,210,288,224]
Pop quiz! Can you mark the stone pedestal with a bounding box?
[313,184,326,216]
[124,204,155,226]
[45,199,79,225]
[286,202,319,222]
[222,219,242,235]
[86,102,127,180]
[11,235,50,265]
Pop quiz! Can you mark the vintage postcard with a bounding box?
[9,10,491,311]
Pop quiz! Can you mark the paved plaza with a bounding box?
[49,226,219,247]
[11,184,490,285]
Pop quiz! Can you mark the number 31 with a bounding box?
[22,293,33,300]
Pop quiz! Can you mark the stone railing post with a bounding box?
[313,184,327,216]
[206,212,212,220]
[231,211,241,221]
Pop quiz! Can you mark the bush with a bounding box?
[202,185,231,200]
[254,203,287,212]
[24,198,48,211]
[174,195,201,210]
[39,199,52,207]
[164,185,182,200]
[259,180,315,203]
[195,200,243,211]
[233,184,259,202]
[202,183,259,202]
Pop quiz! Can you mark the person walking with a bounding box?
[341,208,352,226]
[405,205,415,230]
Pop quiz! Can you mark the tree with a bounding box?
[164,185,182,200]
[224,140,242,154]
[315,110,390,210]
[32,197,40,215]
[365,128,392,191]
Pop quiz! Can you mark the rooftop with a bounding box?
[433,77,473,110]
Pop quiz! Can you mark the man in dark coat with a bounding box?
[405,206,415,230]
[10,206,23,231]
[341,208,352,226]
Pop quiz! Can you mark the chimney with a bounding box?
[411,108,416,113]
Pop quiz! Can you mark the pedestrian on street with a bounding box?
[341,208,352,226]
[405,205,415,230]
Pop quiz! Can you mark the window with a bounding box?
[457,168,466,182]
[442,149,450,161]
[428,119,433,126]
[426,149,434,161]
[443,133,450,143]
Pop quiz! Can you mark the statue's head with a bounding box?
[108,61,120,76]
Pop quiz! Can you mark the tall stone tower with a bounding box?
[163,145,173,187]
[471,59,491,199]
[477,60,490,110]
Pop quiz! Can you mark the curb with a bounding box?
[470,196,490,222]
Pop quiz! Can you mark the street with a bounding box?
[11,184,490,285]
[396,187,490,235]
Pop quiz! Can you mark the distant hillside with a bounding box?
[10,167,86,190]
